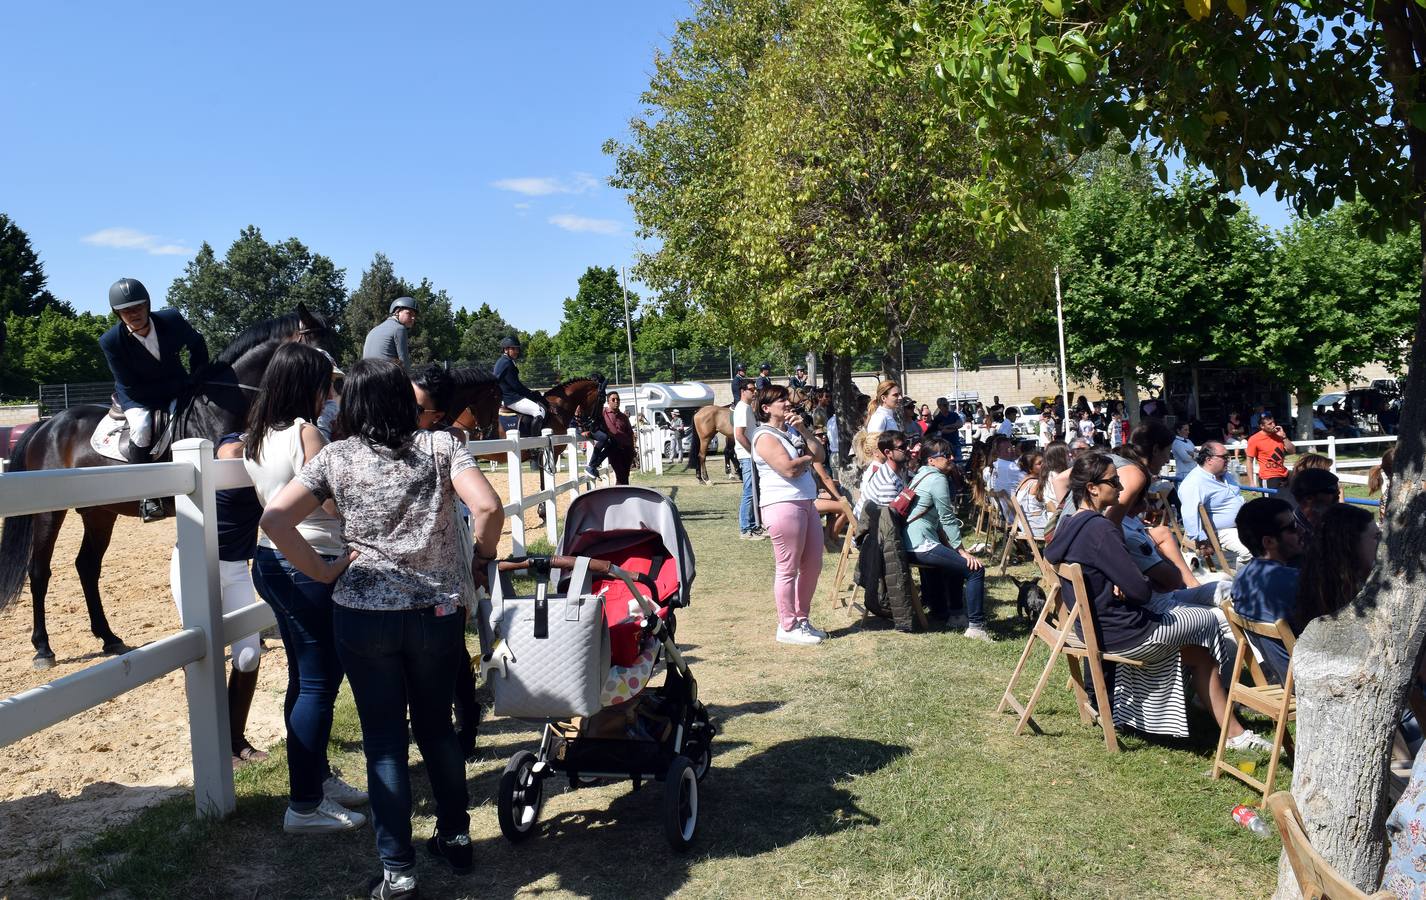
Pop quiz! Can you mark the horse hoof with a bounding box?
[102,641,131,656]
[32,653,56,670]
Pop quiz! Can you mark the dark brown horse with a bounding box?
[0,306,333,668]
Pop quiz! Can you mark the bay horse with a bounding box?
[689,387,809,484]
[0,305,334,668]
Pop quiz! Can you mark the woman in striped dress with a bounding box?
[1043,452,1273,747]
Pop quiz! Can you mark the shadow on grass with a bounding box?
[463,735,909,899]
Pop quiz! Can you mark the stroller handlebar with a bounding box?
[494,555,661,609]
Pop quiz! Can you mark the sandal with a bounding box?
[232,741,270,769]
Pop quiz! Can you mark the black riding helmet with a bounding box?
[499,336,521,350]
[109,277,150,310]
[388,296,418,315]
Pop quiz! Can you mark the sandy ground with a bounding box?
[0,464,582,889]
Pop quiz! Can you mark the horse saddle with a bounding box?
[94,397,176,463]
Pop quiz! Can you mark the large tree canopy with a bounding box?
[554,265,640,375]
[166,226,347,355]
[858,0,1426,890]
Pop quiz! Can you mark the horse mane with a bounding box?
[213,312,301,366]
[548,376,601,394]
[447,366,497,389]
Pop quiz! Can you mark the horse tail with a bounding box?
[0,423,39,613]
[685,423,704,473]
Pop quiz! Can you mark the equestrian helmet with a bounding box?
[108,277,150,310]
[389,296,418,315]
[499,335,522,350]
[759,362,771,371]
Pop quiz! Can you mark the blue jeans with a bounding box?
[911,543,986,626]
[739,457,756,532]
[251,546,344,810]
[334,604,470,873]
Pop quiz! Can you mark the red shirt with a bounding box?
[1246,430,1289,480]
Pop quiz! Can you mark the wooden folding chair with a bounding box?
[997,562,1145,752]
[997,489,1053,583]
[986,489,1016,567]
[1199,505,1236,574]
[1267,791,1394,899]
[1212,598,1296,805]
[823,512,861,616]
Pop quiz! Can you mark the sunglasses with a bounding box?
[1092,475,1123,489]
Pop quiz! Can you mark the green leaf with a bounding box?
[1042,0,1064,16]
[1035,35,1058,55]
[1063,60,1087,84]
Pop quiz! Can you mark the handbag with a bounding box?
[486,574,611,718]
[888,471,934,519]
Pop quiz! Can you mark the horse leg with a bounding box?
[75,508,128,655]
[29,510,65,668]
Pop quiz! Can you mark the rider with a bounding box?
[755,362,773,390]
[361,296,417,370]
[787,365,808,391]
[730,362,749,399]
[492,335,546,435]
[100,278,209,519]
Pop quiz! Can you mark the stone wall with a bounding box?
[0,405,40,426]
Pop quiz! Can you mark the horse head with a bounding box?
[293,302,338,359]
[442,367,503,439]
[544,377,605,434]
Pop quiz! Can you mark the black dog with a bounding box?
[1012,576,1048,623]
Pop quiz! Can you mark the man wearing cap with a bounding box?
[492,335,546,433]
[100,277,209,460]
[788,365,808,391]
[755,362,773,390]
[361,296,417,370]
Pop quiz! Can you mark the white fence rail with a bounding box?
[0,428,592,819]
[1226,434,1396,486]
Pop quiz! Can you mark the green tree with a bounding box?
[344,253,406,365]
[554,266,639,375]
[857,0,1426,884]
[166,226,348,355]
[456,302,521,365]
[1,307,111,399]
[0,213,70,369]
[405,278,460,364]
[634,293,722,382]
[1234,203,1421,438]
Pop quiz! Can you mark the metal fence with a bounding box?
[38,381,114,416]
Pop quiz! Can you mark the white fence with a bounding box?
[1227,434,1395,486]
[0,428,592,819]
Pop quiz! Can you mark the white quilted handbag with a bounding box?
[486,570,611,718]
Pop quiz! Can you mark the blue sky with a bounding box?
[0,1,688,331]
[1,1,1292,333]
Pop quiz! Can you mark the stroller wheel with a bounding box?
[662,755,699,851]
[692,743,712,782]
[498,750,544,842]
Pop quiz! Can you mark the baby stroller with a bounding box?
[480,486,712,851]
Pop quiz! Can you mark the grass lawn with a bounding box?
[22,466,1284,899]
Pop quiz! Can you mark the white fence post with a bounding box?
[1327,434,1337,472]
[541,428,558,545]
[507,442,526,556]
[172,438,235,819]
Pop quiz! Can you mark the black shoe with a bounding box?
[139,498,166,522]
[368,870,418,899]
[426,832,473,874]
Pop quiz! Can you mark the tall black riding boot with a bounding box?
[229,664,268,766]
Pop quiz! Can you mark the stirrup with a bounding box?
[139,498,166,523]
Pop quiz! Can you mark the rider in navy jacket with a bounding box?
[100,278,208,436]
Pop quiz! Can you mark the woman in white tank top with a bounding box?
[751,385,827,646]
[242,343,367,834]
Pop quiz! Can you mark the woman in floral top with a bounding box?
[261,358,503,899]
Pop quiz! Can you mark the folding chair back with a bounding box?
[1199,505,1235,574]
[1266,791,1393,899]
[996,561,1144,752]
[1212,598,1296,804]
[986,489,1015,566]
[997,488,1053,583]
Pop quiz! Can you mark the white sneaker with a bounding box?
[1226,730,1277,754]
[324,773,369,805]
[946,613,969,631]
[800,619,828,640]
[962,625,995,643]
[776,622,822,645]
[283,797,366,833]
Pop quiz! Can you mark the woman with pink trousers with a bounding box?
[751,385,827,646]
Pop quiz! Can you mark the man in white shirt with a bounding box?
[733,382,765,539]
[1177,441,1252,566]
[997,407,1018,438]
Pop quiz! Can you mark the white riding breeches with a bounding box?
[124,407,154,448]
[169,550,263,672]
[508,397,543,418]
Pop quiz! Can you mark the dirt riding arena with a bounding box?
[0,466,580,889]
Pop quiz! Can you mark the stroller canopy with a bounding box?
[558,486,696,607]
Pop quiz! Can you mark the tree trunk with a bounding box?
[1295,388,1316,441]
[1122,368,1141,432]
[1274,103,1426,894]
[827,352,860,471]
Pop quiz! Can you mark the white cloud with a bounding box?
[82,227,191,256]
[492,172,602,196]
[549,214,621,235]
